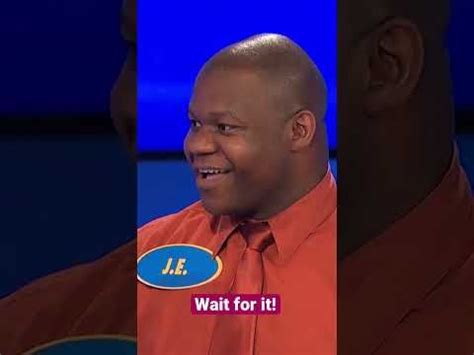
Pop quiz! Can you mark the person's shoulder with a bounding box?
[0,239,136,353]
[138,201,206,235]
[138,201,209,252]
[0,239,135,309]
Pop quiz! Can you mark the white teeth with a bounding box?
[199,168,224,175]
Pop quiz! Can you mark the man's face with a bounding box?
[184,69,292,218]
[111,0,136,157]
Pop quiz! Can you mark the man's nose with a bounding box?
[184,128,218,158]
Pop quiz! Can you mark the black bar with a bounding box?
[1,110,473,137]
[138,149,338,160]
[0,115,115,136]
[455,110,474,133]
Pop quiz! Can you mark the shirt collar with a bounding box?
[209,166,337,260]
[339,145,474,354]
[268,167,336,261]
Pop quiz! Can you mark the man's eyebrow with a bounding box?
[188,110,245,123]
[188,109,199,120]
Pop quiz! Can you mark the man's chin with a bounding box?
[201,199,228,217]
[200,198,258,221]
[200,197,240,217]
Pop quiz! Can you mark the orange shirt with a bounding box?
[138,170,337,355]
[339,149,474,354]
[0,241,136,354]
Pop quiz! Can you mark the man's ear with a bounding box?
[365,18,425,114]
[288,110,317,151]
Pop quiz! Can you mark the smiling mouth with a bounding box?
[197,168,231,179]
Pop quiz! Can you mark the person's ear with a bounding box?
[288,110,317,151]
[364,18,424,114]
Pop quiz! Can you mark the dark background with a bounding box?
[0,0,135,297]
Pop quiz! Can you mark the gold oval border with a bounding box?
[24,334,136,354]
[137,243,223,290]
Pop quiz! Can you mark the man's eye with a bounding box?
[217,124,236,133]
[190,120,202,129]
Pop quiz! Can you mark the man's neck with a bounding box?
[245,161,329,221]
[339,116,453,259]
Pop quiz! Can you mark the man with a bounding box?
[0,0,137,353]
[138,34,336,355]
[338,0,474,353]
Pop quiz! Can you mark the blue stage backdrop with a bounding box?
[0,1,472,121]
[448,1,474,108]
[1,0,124,115]
[138,1,337,153]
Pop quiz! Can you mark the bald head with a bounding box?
[340,0,453,118]
[384,0,449,29]
[344,0,450,41]
[199,34,328,123]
